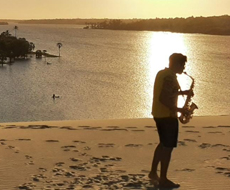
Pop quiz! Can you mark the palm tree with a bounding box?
[14,26,18,37]
[56,42,62,57]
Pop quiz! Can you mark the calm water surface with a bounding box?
[0,23,229,122]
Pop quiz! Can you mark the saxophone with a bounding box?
[179,72,198,124]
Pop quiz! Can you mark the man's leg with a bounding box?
[148,143,163,181]
[160,147,173,181]
[159,146,180,188]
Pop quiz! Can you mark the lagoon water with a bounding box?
[0,23,229,122]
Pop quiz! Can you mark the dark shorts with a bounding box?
[154,117,179,148]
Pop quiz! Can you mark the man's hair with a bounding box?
[169,53,187,68]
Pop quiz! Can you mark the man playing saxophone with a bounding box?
[149,53,192,188]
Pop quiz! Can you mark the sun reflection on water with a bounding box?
[145,32,193,112]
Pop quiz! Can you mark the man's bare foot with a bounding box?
[148,172,160,186]
[159,179,180,188]
[148,172,160,180]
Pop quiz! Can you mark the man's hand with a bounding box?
[176,107,190,115]
[180,90,194,97]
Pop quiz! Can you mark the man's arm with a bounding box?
[159,76,188,114]
[159,75,177,110]
[178,90,194,96]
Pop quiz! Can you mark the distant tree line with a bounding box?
[0,30,35,63]
[18,18,110,25]
[88,15,230,35]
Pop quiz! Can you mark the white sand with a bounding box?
[0,116,230,190]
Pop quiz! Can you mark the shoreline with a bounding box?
[1,115,229,127]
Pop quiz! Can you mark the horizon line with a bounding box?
[1,14,229,21]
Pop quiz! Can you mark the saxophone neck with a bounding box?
[184,72,195,88]
[183,72,194,80]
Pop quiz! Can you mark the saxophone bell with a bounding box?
[179,72,198,124]
[190,102,198,112]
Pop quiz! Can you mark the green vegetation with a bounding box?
[88,15,230,36]
[0,30,35,63]
[18,18,108,25]
[16,15,230,35]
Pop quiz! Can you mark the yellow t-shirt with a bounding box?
[152,68,180,118]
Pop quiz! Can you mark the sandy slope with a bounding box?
[0,116,229,189]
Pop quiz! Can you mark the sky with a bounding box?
[0,0,229,20]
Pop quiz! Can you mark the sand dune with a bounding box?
[0,116,229,189]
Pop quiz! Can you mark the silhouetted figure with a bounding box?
[149,53,191,188]
[52,94,60,99]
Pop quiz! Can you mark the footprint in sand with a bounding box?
[184,138,197,142]
[125,144,143,147]
[73,140,86,144]
[182,126,195,128]
[20,125,56,129]
[83,126,102,130]
[18,183,36,189]
[208,131,223,134]
[218,125,230,128]
[215,167,230,177]
[26,160,35,165]
[89,156,122,165]
[25,155,33,159]
[55,162,65,167]
[223,148,230,152]
[100,167,109,172]
[6,144,20,153]
[199,143,212,149]
[126,126,137,129]
[17,138,31,141]
[176,168,195,172]
[101,128,128,131]
[70,158,82,162]
[203,126,217,128]
[178,141,187,146]
[98,143,115,148]
[39,167,48,172]
[212,144,230,148]
[4,125,17,129]
[52,167,70,176]
[145,126,156,128]
[8,145,15,149]
[107,126,120,129]
[60,126,78,130]
[0,139,7,145]
[69,165,89,171]
[61,145,77,151]
[131,129,145,132]
[32,174,47,182]
[83,146,91,151]
[78,125,91,128]
[185,130,200,133]
[45,140,59,142]
[220,156,230,160]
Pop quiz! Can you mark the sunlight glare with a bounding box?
[146,32,190,109]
